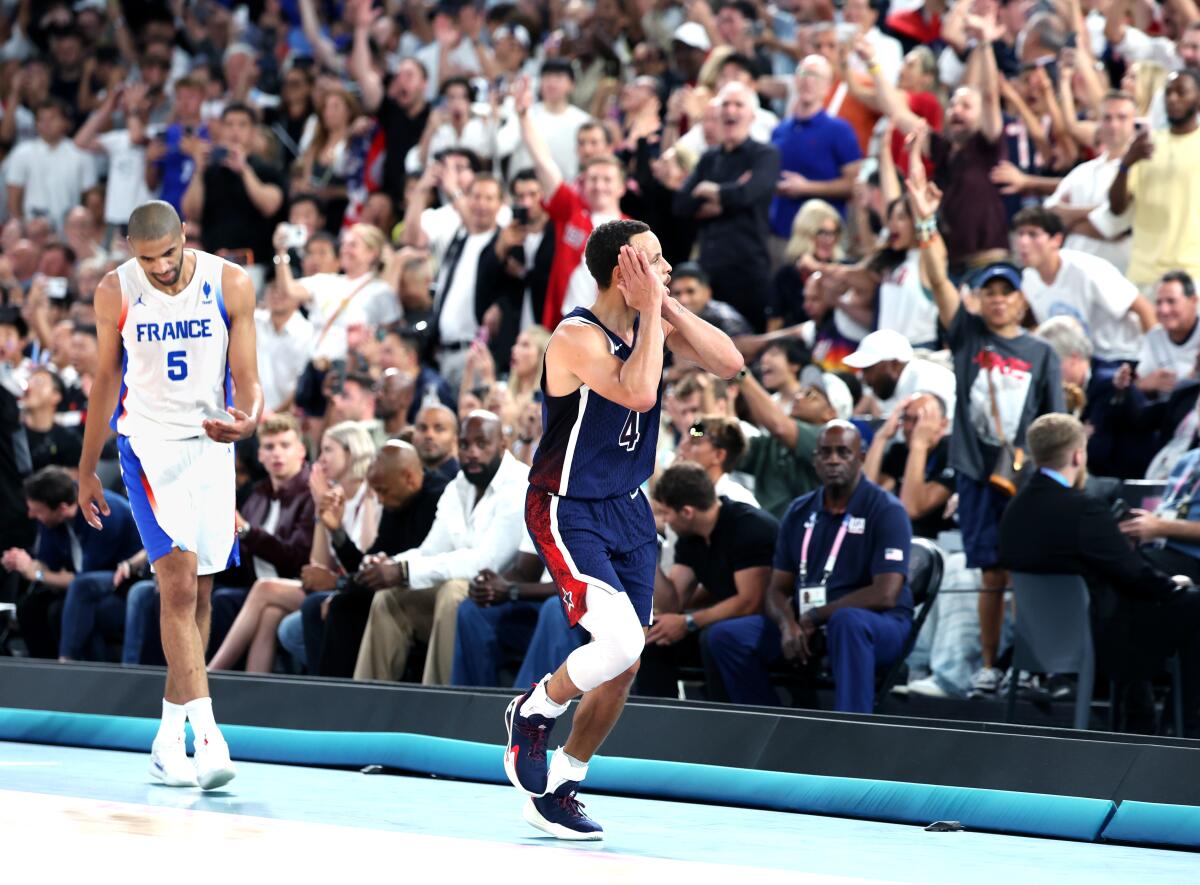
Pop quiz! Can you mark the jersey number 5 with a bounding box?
[167,350,188,381]
[618,410,641,452]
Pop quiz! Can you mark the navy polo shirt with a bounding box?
[35,492,141,574]
[773,477,913,617]
[769,110,862,236]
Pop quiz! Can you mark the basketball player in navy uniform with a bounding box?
[77,201,262,789]
[505,220,743,838]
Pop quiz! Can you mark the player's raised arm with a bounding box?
[202,265,263,443]
[550,246,665,413]
[662,297,744,379]
[77,272,125,528]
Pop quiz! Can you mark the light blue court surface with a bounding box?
[1,741,1196,883]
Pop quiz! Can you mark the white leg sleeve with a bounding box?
[564,585,645,693]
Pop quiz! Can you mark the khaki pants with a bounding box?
[353,579,469,684]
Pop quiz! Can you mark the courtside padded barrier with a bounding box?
[0,706,1121,842]
[1101,801,1200,849]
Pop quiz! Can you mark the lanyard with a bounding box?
[1164,461,1200,515]
[799,512,851,587]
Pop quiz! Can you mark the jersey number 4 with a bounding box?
[167,350,188,381]
[618,410,641,452]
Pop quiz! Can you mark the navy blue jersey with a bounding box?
[528,307,662,499]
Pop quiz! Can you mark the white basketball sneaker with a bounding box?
[193,732,237,791]
[149,735,198,787]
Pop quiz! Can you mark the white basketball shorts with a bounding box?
[116,434,239,576]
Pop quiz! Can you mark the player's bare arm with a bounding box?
[661,297,744,380]
[77,272,126,529]
[546,246,665,412]
[202,265,263,443]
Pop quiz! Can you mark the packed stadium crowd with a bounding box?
[1,0,1200,735]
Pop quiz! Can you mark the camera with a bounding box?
[45,277,69,300]
[282,224,308,249]
[210,145,229,166]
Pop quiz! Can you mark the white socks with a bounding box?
[546,747,588,794]
[155,699,187,745]
[520,674,570,719]
[183,697,220,743]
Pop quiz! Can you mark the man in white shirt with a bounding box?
[1014,206,1156,376]
[843,0,903,83]
[405,77,495,175]
[843,329,957,420]
[499,59,592,182]
[414,1,487,100]
[1136,271,1200,396]
[353,411,529,684]
[255,282,314,414]
[74,84,154,232]
[1044,91,1137,273]
[430,174,505,389]
[6,100,97,229]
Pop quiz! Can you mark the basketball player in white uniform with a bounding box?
[78,201,263,790]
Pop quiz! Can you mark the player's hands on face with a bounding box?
[78,472,110,530]
[203,408,257,443]
[646,612,687,645]
[616,244,664,314]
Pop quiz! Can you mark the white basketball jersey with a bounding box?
[112,250,234,440]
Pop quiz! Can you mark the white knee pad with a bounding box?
[565,586,645,693]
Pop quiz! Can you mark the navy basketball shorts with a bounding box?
[525,486,658,628]
[956,473,1011,570]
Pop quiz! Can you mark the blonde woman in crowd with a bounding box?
[209,422,378,673]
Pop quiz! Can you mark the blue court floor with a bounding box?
[1,741,1196,883]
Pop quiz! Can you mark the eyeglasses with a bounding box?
[814,227,840,238]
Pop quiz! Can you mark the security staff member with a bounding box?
[704,421,913,712]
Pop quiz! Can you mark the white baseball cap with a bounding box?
[800,366,855,421]
[843,330,914,369]
[673,22,712,51]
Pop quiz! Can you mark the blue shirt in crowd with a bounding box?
[769,110,862,237]
[36,492,141,574]
[155,123,209,213]
[773,477,914,617]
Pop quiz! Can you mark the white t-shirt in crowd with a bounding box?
[1136,322,1200,380]
[876,356,958,422]
[255,308,314,412]
[6,137,98,228]
[436,229,495,344]
[406,115,497,175]
[1020,249,1142,361]
[95,130,153,225]
[500,101,593,182]
[877,250,938,347]
[560,212,620,317]
[302,273,401,363]
[716,473,760,508]
[1043,152,1132,274]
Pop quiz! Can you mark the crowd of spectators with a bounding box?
[1,0,1200,735]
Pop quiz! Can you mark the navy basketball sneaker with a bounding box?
[524,782,604,840]
[504,688,555,796]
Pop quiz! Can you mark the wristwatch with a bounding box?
[33,568,44,584]
[508,585,520,602]
[685,613,698,633]
[732,367,750,384]
[237,523,251,540]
